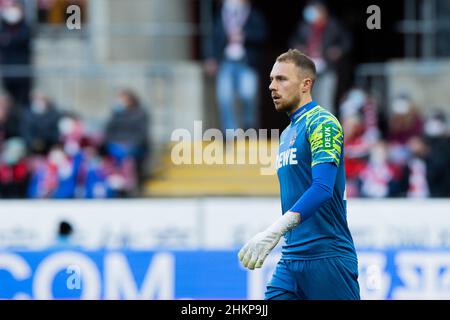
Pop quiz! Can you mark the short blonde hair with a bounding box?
[276,49,316,84]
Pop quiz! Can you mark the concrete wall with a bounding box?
[387,59,450,115]
[88,0,192,62]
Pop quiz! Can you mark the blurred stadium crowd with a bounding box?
[0,88,149,199]
[0,0,448,199]
[340,89,450,198]
[0,0,152,199]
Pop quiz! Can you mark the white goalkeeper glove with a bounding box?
[238,211,301,270]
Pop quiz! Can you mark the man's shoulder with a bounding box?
[306,106,342,130]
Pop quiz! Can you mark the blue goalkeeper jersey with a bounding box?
[276,100,357,261]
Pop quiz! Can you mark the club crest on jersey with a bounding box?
[289,133,297,146]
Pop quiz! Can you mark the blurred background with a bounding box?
[0,0,449,299]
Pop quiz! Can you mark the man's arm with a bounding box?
[238,162,338,270]
[289,162,337,220]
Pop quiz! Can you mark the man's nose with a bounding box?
[269,81,276,91]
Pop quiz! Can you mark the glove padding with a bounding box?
[238,211,300,270]
[238,229,282,270]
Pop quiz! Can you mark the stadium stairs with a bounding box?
[144,139,280,197]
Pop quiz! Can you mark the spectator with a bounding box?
[340,89,387,197]
[423,111,450,197]
[0,0,32,108]
[342,115,369,197]
[27,144,82,199]
[77,143,136,199]
[386,95,424,188]
[58,112,87,157]
[78,145,115,199]
[104,89,149,192]
[48,145,83,199]
[26,146,61,198]
[359,141,392,198]
[203,0,267,131]
[21,91,61,155]
[290,0,351,114]
[360,141,409,198]
[340,88,381,141]
[406,136,429,198]
[0,137,29,198]
[388,95,423,145]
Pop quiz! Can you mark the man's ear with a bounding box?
[301,78,313,93]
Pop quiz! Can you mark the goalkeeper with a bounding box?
[238,49,360,300]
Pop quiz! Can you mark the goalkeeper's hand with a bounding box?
[238,211,300,270]
[238,229,282,270]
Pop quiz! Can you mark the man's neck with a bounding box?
[287,96,313,117]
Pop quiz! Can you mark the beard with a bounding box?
[273,95,300,114]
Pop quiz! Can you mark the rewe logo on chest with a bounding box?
[276,148,298,169]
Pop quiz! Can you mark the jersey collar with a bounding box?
[288,100,318,123]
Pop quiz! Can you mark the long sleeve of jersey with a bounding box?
[287,104,344,222]
[289,162,337,222]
